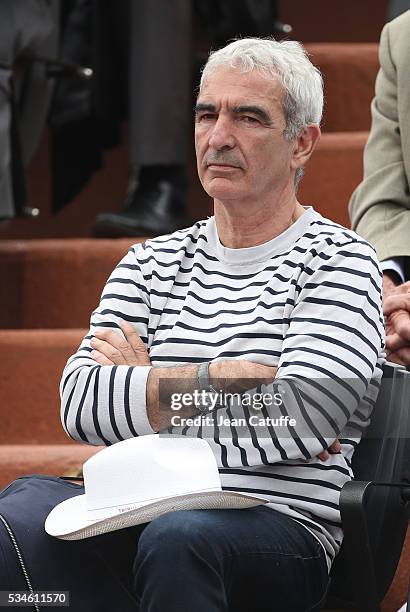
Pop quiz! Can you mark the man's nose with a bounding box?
[208,116,235,150]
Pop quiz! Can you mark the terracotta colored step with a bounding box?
[0,132,368,332]
[1,131,367,330]
[0,238,140,328]
[299,131,368,229]
[0,329,86,444]
[305,43,379,132]
[0,444,101,490]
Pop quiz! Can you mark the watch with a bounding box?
[196,362,224,413]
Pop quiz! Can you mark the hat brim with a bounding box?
[45,490,269,540]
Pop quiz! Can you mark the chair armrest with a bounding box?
[339,480,380,611]
[339,479,410,612]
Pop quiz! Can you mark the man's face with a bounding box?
[195,66,295,205]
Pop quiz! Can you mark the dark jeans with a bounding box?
[94,505,329,612]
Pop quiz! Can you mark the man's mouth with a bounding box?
[207,163,240,170]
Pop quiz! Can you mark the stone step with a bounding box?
[305,43,379,132]
[0,238,139,328]
[0,444,101,490]
[0,329,86,444]
[299,131,368,228]
[0,132,368,329]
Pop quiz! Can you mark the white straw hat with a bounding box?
[45,435,268,540]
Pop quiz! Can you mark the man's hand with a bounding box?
[383,275,410,365]
[209,359,277,393]
[316,440,342,462]
[89,336,343,461]
[90,321,151,366]
[383,272,401,299]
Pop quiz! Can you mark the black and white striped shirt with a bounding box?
[61,206,385,569]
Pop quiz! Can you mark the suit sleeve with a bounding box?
[349,18,410,262]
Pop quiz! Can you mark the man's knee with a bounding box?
[136,509,223,562]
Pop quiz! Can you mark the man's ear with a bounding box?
[290,124,321,172]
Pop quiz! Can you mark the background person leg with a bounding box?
[93,0,192,237]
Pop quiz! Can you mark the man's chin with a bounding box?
[202,177,240,201]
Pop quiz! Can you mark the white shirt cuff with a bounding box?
[380,257,405,283]
[129,365,156,435]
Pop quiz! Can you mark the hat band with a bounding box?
[85,486,222,521]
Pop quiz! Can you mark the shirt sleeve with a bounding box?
[201,238,385,468]
[380,256,405,283]
[60,244,156,445]
[269,238,385,459]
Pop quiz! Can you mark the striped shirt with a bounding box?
[61,206,385,570]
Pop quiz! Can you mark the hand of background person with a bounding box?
[383,274,410,365]
[90,321,151,366]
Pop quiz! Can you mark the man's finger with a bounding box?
[94,327,143,365]
[90,337,127,364]
[387,346,410,367]
[391,280,410,294]
[386,331,408,353]
[120,321,151,365]
[392,311,410,342]
[327,439,341,454]
[93,327,124,346]
[317,439,341,461]
[92,324,151,366]
[90,349,115,366]
[317,450,329,461]
[383,294,410,317]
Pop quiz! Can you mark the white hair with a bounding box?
[200,38,324,184]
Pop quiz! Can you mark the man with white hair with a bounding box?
[61,38,384,610]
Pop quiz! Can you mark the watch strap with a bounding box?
[197,361,211,392]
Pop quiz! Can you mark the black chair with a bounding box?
[323,362,410,611]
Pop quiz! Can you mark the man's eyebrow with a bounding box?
[233,105,272,123]
[194,103,216,114]
[194,102,272,124]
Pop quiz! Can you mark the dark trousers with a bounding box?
[128,0,192,167]
[96,506,329,611]
[0,476,329,611]
[96,0,192,169]
[0,0,58,219]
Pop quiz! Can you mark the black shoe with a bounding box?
[93,168,191,238]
